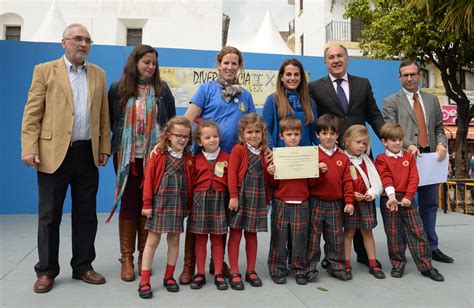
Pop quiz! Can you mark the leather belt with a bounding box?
[418,146,431,153]
[70,140,91,147]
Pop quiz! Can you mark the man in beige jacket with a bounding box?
[21,23,111,293]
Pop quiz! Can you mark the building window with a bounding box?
[5,26,21,41]
[350,18,364,42]
[300,34,304,55]
[126,29,142,46]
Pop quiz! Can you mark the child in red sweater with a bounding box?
[342,125,385,280]
[306,113,353,282]
[227,113,271,290]
[188,120,230,291]
[375,122,444,282]
[267,117,313,285]
[138,117,194,298]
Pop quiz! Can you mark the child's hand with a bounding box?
[229,198,239,212]
[344,204,354,215]
[386,195,398,212]
[401,198,411,207]
[318,162,328,174]
[364,193,374,202]
[264,149,273,165]
[354,192,365,202]
[267,164,275,175]
[142,208,152,219]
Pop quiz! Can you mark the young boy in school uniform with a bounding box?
[375,122,444,282]
[306,113,353,282]
[267,117,313,285]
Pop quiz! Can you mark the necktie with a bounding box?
[335,78,349,113]
[412,92,428,148]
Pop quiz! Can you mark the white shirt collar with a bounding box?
[246,143,262,155]
[63,55,86,71]
[168,146,183,158]
[402,87,420,99]
[345,151,363,165]
[329,72,348,83]
[203,147,220,160]
[385,149,404,158]
[320,145,337,156]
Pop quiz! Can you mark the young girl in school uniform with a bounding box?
[188,120,230,291]
[342,125,385,280]
[138,116,194,299]
[227,113,271,290]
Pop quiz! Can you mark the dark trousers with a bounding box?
[35,142,99,278]
[417,184,439,251]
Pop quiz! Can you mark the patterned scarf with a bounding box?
[216,75,242,102]
[106,84,158,223]
[286,90,303,112]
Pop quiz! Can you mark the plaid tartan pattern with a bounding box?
[145,155,187,234]
[344,201,377,230]
[228,152,268,232]
[189,189,229,235]
[380,195,432,271]
[306,197,345,272]
[268,199,309,276]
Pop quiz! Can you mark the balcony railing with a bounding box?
[325,20,364,42]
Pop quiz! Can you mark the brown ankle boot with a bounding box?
[178,230,195,284]
[137,216,149,275]
[119,219,137,281]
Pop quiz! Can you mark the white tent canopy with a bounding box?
[32,0,66,43]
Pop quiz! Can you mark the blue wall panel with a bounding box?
[0,41,400,214]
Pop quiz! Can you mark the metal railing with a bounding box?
[439,179,474,215]
[325,20,364,42]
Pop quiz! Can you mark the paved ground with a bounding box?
[0,210,473,307]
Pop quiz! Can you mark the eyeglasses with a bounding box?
[64,36,93,45]
[400,73,419,79]
[169,133,190,141]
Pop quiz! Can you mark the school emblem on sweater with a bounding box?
[336,160,343,166]
[402,160,409,167]
[240,102,246,112]
[214,161,227,177]
[349,165,358,180]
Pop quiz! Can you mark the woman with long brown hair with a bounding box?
[107,44,176,282]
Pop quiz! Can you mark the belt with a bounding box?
[418,146,431,154]
[70,140,91,147]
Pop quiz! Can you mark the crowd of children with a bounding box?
[137,113,444,299]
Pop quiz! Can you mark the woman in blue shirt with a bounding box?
[262,58,318,149]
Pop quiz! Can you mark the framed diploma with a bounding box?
[273,146,319,179]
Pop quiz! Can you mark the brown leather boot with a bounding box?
[178,230,195,284]
[119,219,137,282]
[137,216,149,275]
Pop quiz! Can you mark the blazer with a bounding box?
[21,57,111,173]
[382,90,447,152]
[308,74,384,141]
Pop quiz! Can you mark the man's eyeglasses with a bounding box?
[64,36,93,45]
[169,133,190,141]
[400,73,419,79]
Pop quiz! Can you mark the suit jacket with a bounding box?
[308,74,384,142]
[382,89,447,152]
[21,57,111,173]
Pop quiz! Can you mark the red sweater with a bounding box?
[193,150,230,192]
[228,144,271,205]
[309,148,354,205]
[375,150,419,201]
[142,151,194,210]
[269,177,310,202]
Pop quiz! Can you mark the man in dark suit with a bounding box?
[382,59,453,264]
[21,23,111,293]
[308,44,385,268]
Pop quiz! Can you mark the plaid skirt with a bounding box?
[145,156,187,234]
[189,189,229,234]
[344,201,377,230]
[228,152,268,232]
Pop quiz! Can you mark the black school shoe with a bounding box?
[369,266,386,279]
[271,274,286,284]
[295,275,308,285]
[245,271,263,287]
[345,267,353,280]
[421,268,444,282]
[190,274,206,289]
[214,274,228,290]
[431,249,454,263]
[306,269,319,282]
[138,283,152,299]
[390,267,405,278]
[163,277,180,292]
[229,273,245,290]
[357,257,383,269]
[327,268,348,281]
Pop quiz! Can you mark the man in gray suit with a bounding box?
[382,60,453,264]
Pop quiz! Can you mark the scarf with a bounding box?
[216,75,242,102]
[345,151,383,200]
[106,84,158,223]
[286,90,303,112]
